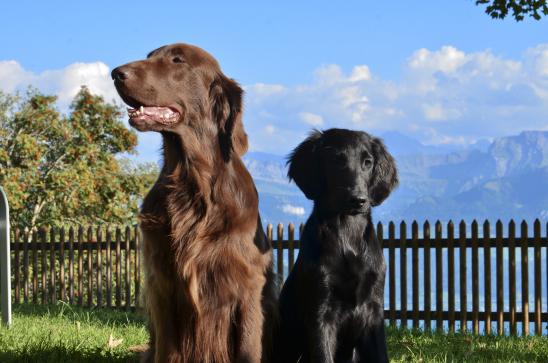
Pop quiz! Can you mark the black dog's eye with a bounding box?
[363,158,373,168]
[172,56,185,64]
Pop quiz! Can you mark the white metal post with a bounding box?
[0,187,11,326]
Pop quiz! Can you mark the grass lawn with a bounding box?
[1,304,547,362]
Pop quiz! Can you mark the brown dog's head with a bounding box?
[111,43,248,159]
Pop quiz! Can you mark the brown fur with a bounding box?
[112,44,276,363]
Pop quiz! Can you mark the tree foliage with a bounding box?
[476,0,548,21]
[0,87,158,230]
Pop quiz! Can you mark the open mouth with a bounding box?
[127,106,181,126]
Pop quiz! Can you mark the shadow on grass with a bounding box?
[0,348,139,363]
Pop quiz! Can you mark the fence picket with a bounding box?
[472,220,479,334]
[288,224,295,272]
[40,228,47,305]
[134,225,140,308]
[87,227,93,308]
[106,228,112,308]
[32,230,38,304]
[496,220,504,335]
[77,226,84,306]
[277,224,284,285]
[483,220,491,335]
[388,222,396,327]
[49,227,55,304]
[533,219,541,336]
[521,221,529,336]
[424,221,431,331]
[447,221,455,333]
[115,227,121,307]
[68,227,75,304]
[509,220,517,335]
[13,229,20,304]
[59,227,65,302]
[435,221,443,332]
[97,227,103,308]
[412,221,419,329]
[400,221,407,328]
[125,226,131,310]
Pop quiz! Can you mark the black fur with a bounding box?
[274,128,398,363]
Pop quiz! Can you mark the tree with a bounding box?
[0,87,158,232]
[476,0,548,21]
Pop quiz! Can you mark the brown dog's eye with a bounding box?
[363,158,373,168]
[172,56,185,64]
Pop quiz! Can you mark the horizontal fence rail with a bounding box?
[8,219,548,336]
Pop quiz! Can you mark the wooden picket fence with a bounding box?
[8,219,548,336]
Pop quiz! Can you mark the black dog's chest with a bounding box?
[327,251,380,307]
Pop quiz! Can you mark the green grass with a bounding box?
[386,327,548,362]
[0,304,148,363]
[1,304,547,362]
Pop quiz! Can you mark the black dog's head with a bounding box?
[288,128,398,215]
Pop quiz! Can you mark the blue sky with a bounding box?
[2,0,548,160]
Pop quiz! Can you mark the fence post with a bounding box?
[0,187,12,327]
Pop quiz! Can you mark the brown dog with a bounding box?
[112,44,276,363]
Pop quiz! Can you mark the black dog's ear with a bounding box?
[210,74,248,161]
[287,130,323,200]
[369,137,398,206]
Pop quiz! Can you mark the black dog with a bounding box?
[274,128,398,363]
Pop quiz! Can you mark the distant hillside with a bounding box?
[244,130,548,225]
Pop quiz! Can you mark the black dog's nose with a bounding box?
[350,198,367,208]
[111,67,128,82]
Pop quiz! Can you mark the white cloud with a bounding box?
[299,112,323,126]
[244,44,548,154]
[0,60,120,110]
[282,204,306,216]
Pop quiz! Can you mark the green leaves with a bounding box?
[476,0,548,21]
[0,87,158,230]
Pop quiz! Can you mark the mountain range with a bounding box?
[242,130,548,226]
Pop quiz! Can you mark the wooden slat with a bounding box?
[125,226,131,310]
[435,221,443,332]
[288,223,295,272]
[400,221,407,328]
[87,226,93,308]
[277,223,284,286]
[496,220,504,335]
[115,227,122,307]
[68,227,75,304]
[447,221,455,333]
[388,222,396,327]
[96,227,103,308]
[32,230,38,304]
[134,225,140,308]
[483,220,492,335]
[509,220,517,335]
[520,220,529,336]
[13,229,20,304]
[40,228,48,305]
[459,220,467,332]
[385,309,547,323]
[412,221,419,329]
[106,228,112,308]
[59,227,66,301]
[533,219,542,336]
[23,232,30,304]
[49,227,55,304]
[471,220,479,334]
[424,221,431,331]
[77,226,84,306]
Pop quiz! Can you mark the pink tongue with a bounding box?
[129,106,179,125]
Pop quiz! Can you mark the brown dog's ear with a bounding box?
[209,74,248,161]
[369,137,398,206]
[287,130,323,200]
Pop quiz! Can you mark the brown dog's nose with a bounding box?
[111,67,129,82]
